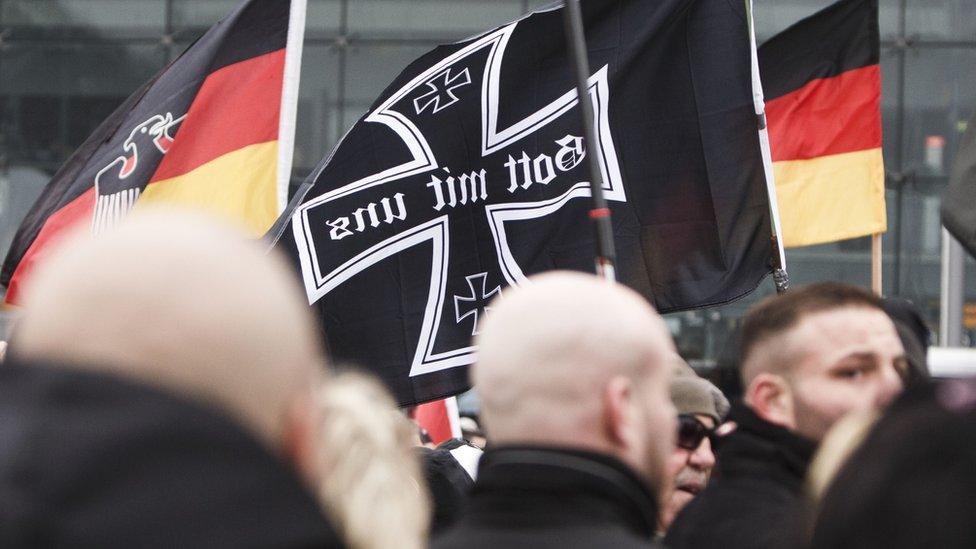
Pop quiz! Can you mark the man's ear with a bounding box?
[283,393,319,489]
[603,375,636,448]
[745,373,796,430]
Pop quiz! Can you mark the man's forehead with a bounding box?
[794,305,895,336]
[782,305,902,359]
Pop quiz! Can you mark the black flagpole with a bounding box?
[562,0,617,282]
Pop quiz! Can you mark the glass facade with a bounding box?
[1,0,974,359]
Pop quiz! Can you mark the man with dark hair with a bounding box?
[881,297,931,384]
[666,282,906,549]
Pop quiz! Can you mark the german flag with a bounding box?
[759,0,885,248]
[1,0,305,304]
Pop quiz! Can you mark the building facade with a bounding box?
[1,0,974,358]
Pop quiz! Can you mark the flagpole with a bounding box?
[276,0,308,214]
[871,232,883,294]
[562,0,617,282]
[746,0,789,294]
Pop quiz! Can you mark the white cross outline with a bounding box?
[291,18,626,377]
[454,272,501,336]
[413,67,473,115]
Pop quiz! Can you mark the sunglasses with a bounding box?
[677,414,716,451]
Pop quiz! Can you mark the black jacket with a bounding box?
[0,358,344,548]
[432,446,662,549]
[417,445,475,535]
[664,402,817,549]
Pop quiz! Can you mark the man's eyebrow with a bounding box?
[832,351,879,363]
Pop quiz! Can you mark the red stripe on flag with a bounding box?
[4,189,96,305]
[150,48,285,183]
[415,399,455,446]
[766,64,881,162]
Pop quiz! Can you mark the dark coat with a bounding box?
[664,402,817,549]
[417,445,475,535]
[0,357,344,548]
[432,446,662,549]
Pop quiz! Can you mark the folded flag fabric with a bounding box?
[942,113,976,258]
[271,0,774,406]
[1,0,304,304]
[760,0,886,248]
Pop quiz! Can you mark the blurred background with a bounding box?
[1,0,974,368]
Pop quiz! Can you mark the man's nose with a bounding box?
[688,437,716,469]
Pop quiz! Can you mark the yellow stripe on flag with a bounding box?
[774,147,886,248]
[139,141,279,235]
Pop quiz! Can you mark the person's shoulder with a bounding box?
[433,521,662,549]
[664,479,798,548]
[665,479,802,549]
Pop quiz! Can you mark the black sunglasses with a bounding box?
[677,414,715,451]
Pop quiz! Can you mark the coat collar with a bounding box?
[715,402,818,489]
[473,445,660,539]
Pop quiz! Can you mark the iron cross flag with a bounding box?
[272,0,775,406]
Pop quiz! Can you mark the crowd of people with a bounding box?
[0,208,973,548]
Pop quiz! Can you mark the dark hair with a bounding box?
[739,282,885,369]
[809,380,976,548]
[881,298,931,384]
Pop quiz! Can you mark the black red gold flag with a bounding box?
[2,0,305,303]
[759,0,886,248]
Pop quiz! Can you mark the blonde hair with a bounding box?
[807,410,878,502]
[314,373,430,549]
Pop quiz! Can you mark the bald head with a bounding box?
[474,272,678,479]
[14,208,323,451]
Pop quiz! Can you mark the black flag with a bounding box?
[272,0,773,405]
[942,113,976,258]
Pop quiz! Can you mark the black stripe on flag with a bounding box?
[759,0,879,101]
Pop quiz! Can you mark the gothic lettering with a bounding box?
[554,135,586,171]
[505,135,586,194]
[328,192,408,240]
[427,168,489,211]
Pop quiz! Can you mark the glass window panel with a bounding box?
[752,0,900,42]
[1,44,165,166]
[881,50,902,174]
[879,0,902,41]
[906,0,976,41]
[1,0,165,36]
[962,254,976,345]
[524,0,558,11]
[306,0,343,36]
[0,44,165,96]
[753,0,838,42]
[170,0,240,33]
[294,44,342,171]
[169,0,342,36]
[0,165,50,297]
[888,184,943,327]
[902,48,976,177]
[346,0,524,40]
[343,43,433,105]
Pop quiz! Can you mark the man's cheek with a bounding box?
[820,381,873,416]
[666,451,687,477]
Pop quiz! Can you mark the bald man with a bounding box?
[0,209,343,548]
[433,272,678,549]
[666,282,906,549]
